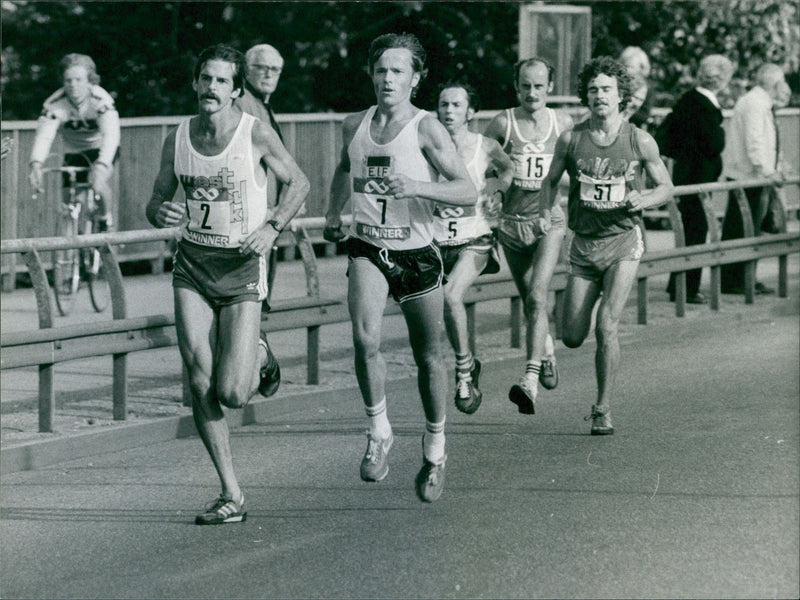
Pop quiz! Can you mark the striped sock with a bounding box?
[455,352,474,380]
[365,397,391,440]
[423,419,446,464]
[525,360,541,384]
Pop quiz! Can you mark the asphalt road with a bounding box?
[1,298,798,599]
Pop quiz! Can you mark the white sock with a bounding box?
[525,360,541,386]
[365,397,392,440]
[423,419,446,464]
[544,333,555,357]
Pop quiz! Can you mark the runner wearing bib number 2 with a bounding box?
[324,34,477,503]
[146,45,310,524]
[541,57,673,435]
[434,82,513,415]
[484,58,574,415]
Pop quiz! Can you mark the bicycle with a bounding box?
[40,161,111,316]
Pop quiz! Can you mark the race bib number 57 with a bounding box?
[578,172,627,210]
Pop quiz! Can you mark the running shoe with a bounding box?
[508,378,536,414]
[258,333,281,397]
[360,430,393,482]
[539,355,559,390]
[454,359,482,415]
[585,404,614,436]
[415,454,446,502]
[195,494,246,525]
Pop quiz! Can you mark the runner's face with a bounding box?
[587,74,622,117]
[193,59,240,114]
[516,63,553,113]
[63,66,92,104]
[437,87,473,134]
[372,48,420,107]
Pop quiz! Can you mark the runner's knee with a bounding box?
[216,379,250,409]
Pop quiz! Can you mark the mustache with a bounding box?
[201,93,220,101]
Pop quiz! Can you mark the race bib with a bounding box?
[352,155,410,240]
[432,204,477,245]
[578,172,627,210]
[186,189,231,236]
[512,152,553,190]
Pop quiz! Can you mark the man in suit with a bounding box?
[664,54,734,304]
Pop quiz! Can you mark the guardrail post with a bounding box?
[699,191,722,311]
[666,198,687,317]
[307,325,320,385]
[292,227,321,298]
[101,243,129,421]
[510,296,522,348]
[553,290,564,340]
[637,277,648,325]
[466,302,476,356]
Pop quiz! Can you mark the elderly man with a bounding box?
[663,54,734,304]
[721,63,789,294]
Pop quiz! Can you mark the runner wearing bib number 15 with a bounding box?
[540,56,673,435]
[484,58,574,415]
[433,82,513,415]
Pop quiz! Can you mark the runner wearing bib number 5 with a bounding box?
[434,82,513,415]
[540,57,673,435]
[484,58,574,415]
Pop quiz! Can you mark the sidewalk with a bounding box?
[1,231,798,471]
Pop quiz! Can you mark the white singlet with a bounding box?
[433,132,493,245]
[173,112,268,249]
[348,106,438,250]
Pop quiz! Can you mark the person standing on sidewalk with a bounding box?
[323,33,476,502]
[540,57,673,435]
[237,42,289,393]
[145,44,309,524]
[484,58,574,415]
[434,81,513,415]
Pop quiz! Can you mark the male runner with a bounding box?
[484,58,574,415]
[323,33,476,502]
[434,82,513,414]
[145,44,309,523]
[540,57,673,434]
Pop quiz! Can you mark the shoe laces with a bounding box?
[455,377,472,399]
[541,357,555,376]
[364,435,384,464]
[205,494,240,513]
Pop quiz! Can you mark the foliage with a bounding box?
[1,1,798,120]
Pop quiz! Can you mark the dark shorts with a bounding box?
[62,148,120,187]
[173,240,268,309]
[569,226,645,283]
[347,237,443,303]
[497,211,566,254]
[437,233,500,276]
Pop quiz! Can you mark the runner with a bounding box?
[434,81,513,414]
[540,56,673,434]
[484,58,574,415]
[323,33,476,502]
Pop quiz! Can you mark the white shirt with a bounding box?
[722,86,777,180]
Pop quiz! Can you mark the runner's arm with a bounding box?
[625,129,674,212]
[324,113,361,240]
[145,129,182,228]
[384,114,476,206]
[482,110,508,147]
[540,129,572,220]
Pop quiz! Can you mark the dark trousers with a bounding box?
[667,195,707,297]
[720,185,766,291]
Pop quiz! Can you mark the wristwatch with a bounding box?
[267,218,283,233]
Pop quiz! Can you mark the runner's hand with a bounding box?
[384,173,419,200]
[155,201,185,228]
[625,190,645,212]
[241,224,279,257]
[536,217,551,236]
[323,215,346,242]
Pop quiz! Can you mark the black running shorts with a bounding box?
[347,237,443,303]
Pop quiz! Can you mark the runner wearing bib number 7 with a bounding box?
[540,57,673,435]
[324,34,477,502]
[433,82,513,415]
[484,58,574,415]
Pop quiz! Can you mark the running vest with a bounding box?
[349,106,438,250]
[433,132,492,245]
[566,120,645,238]
[174,112,268,249]
[501,107,563,219]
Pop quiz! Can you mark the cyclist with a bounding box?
[29,53,120,231]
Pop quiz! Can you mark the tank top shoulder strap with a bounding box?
[550,108,560,138]
[469,132,483,165]
[502,108,513,148]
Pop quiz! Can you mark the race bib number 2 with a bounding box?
[186,190,231,235]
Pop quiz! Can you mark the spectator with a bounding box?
[664,54,734,304]
[720,63,789,294]
[619,46,654,130]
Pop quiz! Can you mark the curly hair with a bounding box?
[577,56,633,111]
[368,33,428,98]
[193,44,246,95]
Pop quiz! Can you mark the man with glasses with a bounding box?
[237,43,288,396]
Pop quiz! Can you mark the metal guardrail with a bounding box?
[1,178,799,433]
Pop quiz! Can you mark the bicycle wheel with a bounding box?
[85,246,110,312]
[52,216,80,316]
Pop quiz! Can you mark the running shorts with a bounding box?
[437,233,500,276]
[347,237,443,303]
[173,239,268,309]
[497,208,565,254]
[569,225,645,283]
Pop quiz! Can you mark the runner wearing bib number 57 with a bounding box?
[540,57,673,435]
[484,57,574,416]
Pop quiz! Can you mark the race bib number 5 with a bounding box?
[578,173,627,210]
